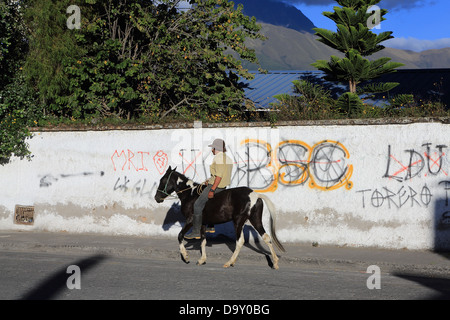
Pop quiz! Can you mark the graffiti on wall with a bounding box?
[356,184,433,209]
[113,175,157,199]
[383,143,448,182]
[356,142,449,211]
[111,149,168,174]
[40,171,105,188]
[180,139,353,193]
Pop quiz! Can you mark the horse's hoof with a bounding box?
[180,254,190,264]
[223,263,234,268]
[196,261,206,266]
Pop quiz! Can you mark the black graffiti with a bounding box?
[179,140,352,192]
[238,141,274,190]
[357,184,433,209]
[383,144,448,182]
[277,142,309,186]
[40,171,105,187]
[310,142,350,188]
[440,180,450,206]
[113,176,156,199]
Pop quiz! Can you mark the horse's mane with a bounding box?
[172,170,200,187]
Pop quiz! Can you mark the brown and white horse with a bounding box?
[154,166,285,269]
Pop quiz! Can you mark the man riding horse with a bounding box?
[184,138,233,240]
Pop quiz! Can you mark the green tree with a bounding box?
[0,0,37,165]
[23,0,82,116]
[24,0,265,122]
[1,0,28,88]
[311,0,403,95]
[131,0,265,120]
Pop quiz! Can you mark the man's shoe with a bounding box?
[206,226,215,234]
[184,230,201,240]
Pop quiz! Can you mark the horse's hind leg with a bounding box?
[249,200,279,269]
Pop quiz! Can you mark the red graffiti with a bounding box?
[111,149,149,172]
[179,149,202,177]
[153,150,169,175]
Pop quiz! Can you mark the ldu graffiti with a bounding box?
[383,143,448,182]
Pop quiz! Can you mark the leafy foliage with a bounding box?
[23,0,265,122]
[336,92,364,117]
[310,0,404,116]
[0,0,38,164]
[272,79,449,121]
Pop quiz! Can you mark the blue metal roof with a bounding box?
[242,69,450,109]
[242,71,320,108]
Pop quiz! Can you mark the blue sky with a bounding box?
[290,0,450,52]
[178,0,449,52]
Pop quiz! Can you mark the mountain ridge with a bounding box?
[235,0,450,70]
[236,0,316,34]
[244,23,450,70]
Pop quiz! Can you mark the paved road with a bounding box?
[1,248,449,301]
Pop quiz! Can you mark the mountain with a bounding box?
[235,0,450,70]
[243,23,450,70]
[236,0,316,33]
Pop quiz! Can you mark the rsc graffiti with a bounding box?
[180,139,353,193]
[236,139,353,192]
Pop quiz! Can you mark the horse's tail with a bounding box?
[256,193,286,253]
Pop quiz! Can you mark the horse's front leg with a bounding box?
[197,225,207,265]
[178,222,192,263]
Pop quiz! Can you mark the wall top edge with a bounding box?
[29,117,450,132]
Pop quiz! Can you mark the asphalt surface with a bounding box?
[0,230,449,301]
[1,230,449,276]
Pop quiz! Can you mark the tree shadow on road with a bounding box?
[393,273,450,300]
[21,254,108,300]
[393,197,450,300]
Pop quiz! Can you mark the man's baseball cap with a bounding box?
[208,138,226,152]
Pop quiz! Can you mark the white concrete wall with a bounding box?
[1,121,449,250]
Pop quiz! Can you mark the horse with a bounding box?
[154,166,285,269]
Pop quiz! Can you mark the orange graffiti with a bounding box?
[240,139,353,193]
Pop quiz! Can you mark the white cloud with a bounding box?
[384,37,450,52]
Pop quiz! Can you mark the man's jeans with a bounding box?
[193,184,225,219]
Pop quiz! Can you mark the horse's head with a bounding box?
[154,166,178,203]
